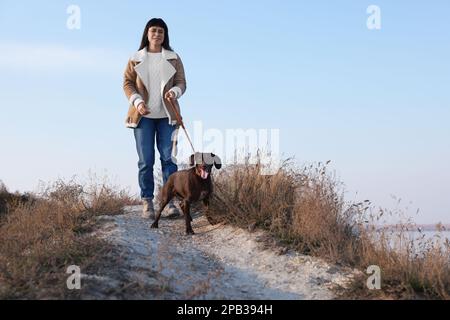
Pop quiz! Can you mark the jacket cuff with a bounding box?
[169,86,183,99]
[129,93,143,106]
[133,98,145,109]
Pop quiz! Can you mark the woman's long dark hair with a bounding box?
[138,18,173,51]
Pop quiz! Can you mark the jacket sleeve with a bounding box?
[123,59,144,107]
[170,55,187,98]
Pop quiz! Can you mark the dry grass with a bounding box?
[206,158,450,300]
[0,174,139,299]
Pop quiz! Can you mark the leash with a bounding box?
[165,97,196,154]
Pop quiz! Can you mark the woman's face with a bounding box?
[148,26,165,48]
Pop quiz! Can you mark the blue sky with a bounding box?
[0,0,449,223]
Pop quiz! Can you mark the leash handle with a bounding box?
[165,97,196,154]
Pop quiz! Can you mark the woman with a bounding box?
[123,18,186,219]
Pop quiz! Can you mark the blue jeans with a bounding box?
[133,117,178,200]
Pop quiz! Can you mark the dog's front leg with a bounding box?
[182,200,194,235]
[202,197,210,213]
[203,196,216,225]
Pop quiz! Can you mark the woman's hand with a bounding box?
[164,91,176,100]
[137,102,150,115]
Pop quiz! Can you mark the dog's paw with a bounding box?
[206,215,221,225]
[185,229,195,235]
[150,222,158,229]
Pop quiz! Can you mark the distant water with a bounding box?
[406,230,450,241]
[374,230,450,252]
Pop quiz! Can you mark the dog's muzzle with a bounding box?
[199,168,209,179]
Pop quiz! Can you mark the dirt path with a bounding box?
[85,205,356,299]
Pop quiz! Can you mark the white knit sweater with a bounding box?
[141,52,167,119]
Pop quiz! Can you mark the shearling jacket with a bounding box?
[123,47,187,128]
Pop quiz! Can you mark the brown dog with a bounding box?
[150,152,221,234]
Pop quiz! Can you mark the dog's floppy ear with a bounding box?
[190,152,203,166]
[189,154,195,167]
[211,153,222,169]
